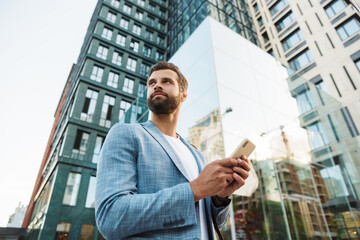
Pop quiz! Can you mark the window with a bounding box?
[275,11,295,32]
[120,18,129,29]
[325,0,346,18]
[268,48,274,56]
[96,45,108,60]
[92,136,104,163]
[341,107,359,137]
[156,36,164,46]
[158,8,166,18]
[135,11,143,20]
[116,34,126,46]
[148,3,156,11]
[133,24,141,35]
[295,88,316,114]
[63,173,81,206]
[336,17,360,41]
[106,12,116,23]
[315,80,329,94]
[315,80,328,105]
[112,52,123,66]
[123,4,132,14]
[81,224,94,240]
[155,51,164,61]
[138,83,146,98]
[254,3,259,12]
[81,89,98,122]
[282,29,304,51]
[143,45,152,57]
[307,122,329,149]
[85,177,96,208]
[107,72,119,88]
[289,49,314,71]
[90,65,104,82]
[123,77,135,93]
[140,63,150,76]
[131,105,143,123]
[159,8,166,17]
[101,27,113,40]
[146,16,155,26]
[258,17,264,27]
[56,222,71,239]
[145,30,153,41]
[126,57,137,71]
[137,0,145,7]
[72,130,89,160]
[100,95,115,128]
[119,100,131,122]
[130,40,139,52]
[270,0,288,16]
[262,32,269,43]
[111,0,120,8]
[158,21,165,30]
[355,59,360,72]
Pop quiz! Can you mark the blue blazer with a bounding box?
[95,120,230,239]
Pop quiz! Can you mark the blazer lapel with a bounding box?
[141,120,191,181]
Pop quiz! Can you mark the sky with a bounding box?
[0,0,97,227]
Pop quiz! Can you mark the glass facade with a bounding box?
[167,0,259,57]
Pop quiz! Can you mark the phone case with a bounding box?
[230,139,256,158]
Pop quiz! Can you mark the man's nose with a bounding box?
[154,82,163,90]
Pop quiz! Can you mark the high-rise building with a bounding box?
[23,0,167,238]
[247,0,360,238]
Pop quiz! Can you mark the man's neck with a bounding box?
[151,111,179,138]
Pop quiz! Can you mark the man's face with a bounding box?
[146,69,186,114]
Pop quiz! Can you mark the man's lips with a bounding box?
[151,92,167,98]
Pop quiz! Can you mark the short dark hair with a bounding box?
[148,61,188,92]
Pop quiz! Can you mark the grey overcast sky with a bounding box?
[0,0,97,226]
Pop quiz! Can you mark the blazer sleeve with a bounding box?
[210,199,231,229]
[95,123,197,239]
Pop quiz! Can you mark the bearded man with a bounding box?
[95,61,250,240]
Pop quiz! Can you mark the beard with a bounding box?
[147,91,181,114]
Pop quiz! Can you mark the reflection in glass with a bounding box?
[62,172,81,206]
[92,136,104,164]
[85,176,96,208]
[81,89,98,123]
[307,121,329,149]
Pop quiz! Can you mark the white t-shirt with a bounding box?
[164,134,209,240]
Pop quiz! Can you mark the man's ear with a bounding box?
[180,90,187,102]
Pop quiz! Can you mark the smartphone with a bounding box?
[230,138,256,159]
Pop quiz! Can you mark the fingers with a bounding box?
[233,166,249,180]
[233,172,246,187]
[236,157,251,172]
[217,158,238,167]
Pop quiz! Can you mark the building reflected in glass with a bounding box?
[168,16,360,239]
[118,14,360,240]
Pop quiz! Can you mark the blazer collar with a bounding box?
[140,120,203,181]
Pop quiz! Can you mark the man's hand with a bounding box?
[216,155,250,198]
[189,158,237,202]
